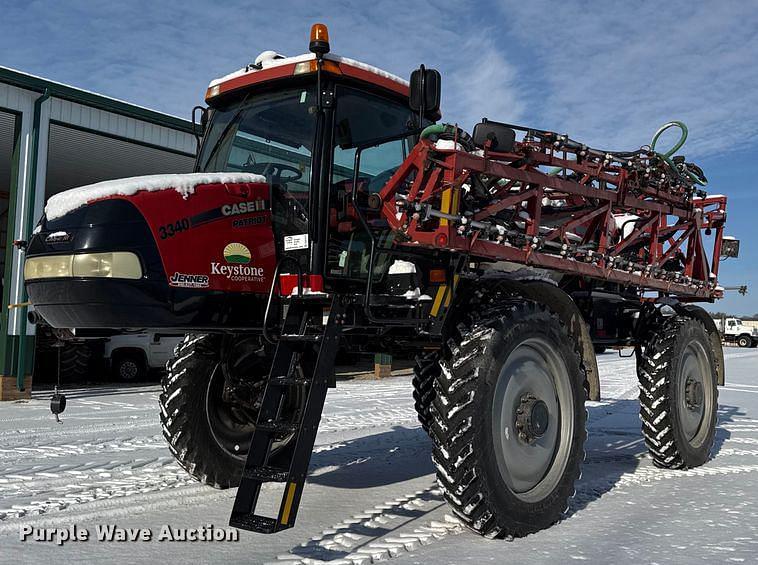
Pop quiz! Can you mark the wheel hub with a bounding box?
[685,378,703,410]
[677,340,713,444]
[492,337,574,501]
[515,394,550,443]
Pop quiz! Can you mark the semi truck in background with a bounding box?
[715,317,758,348]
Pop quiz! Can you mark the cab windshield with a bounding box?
[197,82,419,276]
[198,86,317,235]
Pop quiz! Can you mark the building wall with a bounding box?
[0,77,196,391]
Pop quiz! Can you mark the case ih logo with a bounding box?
[45,231,72,243]
[221,200,266,217]
[169,272,209,288]
[211,242,264,282]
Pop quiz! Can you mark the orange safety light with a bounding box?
[309,23,330,55]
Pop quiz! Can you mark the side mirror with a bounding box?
[409,66,441,120]
[191,106,208,154]
[472,119,516,152]
[720,237,740,259]
[192,106,208,135]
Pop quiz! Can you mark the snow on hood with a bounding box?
[209,52,409,89]
[45,172,266,221]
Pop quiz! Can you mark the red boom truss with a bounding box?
[377,132,727,301]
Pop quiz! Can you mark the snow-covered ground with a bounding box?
[1,349,757,564]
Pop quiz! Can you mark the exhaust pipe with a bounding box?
[28,309,45,325]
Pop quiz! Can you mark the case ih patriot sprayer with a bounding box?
[22,25,739,538]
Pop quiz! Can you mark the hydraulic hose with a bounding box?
[420,123,457,139]
[651,121,688,158]
[650,120,707,186]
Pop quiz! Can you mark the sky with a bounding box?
[2,0,757,314]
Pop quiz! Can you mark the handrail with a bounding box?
[262,255,304,344]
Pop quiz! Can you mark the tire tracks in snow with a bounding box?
[269,485,463,565]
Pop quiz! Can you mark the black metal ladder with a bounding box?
[229,294,344,533]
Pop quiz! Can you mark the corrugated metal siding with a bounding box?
[49,98,196,155]
[45,123,195,197]
[0,83,34,115]
[0,111,14,198]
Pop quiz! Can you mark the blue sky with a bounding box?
[3,0,757,314]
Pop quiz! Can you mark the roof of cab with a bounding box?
[206,52,409,103]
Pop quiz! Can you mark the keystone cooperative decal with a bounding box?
[211,243,265,282]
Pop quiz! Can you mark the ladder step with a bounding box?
[278,334,322,342]
[229,513,281,534]
[242,465,290,482]
[285,293,331,303]
[255,421,299,435]
[230,295,345,534]
[269,376,309,386]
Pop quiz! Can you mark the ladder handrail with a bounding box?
[262,255,304,344]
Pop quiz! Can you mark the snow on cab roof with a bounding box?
[208,52,409,89]
[45,172,266,221]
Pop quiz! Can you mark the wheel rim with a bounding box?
[204,361,297,461]
[119,360,138,380]
[677,340,713,446]
[205,364,258,461]
[492,337,574,502]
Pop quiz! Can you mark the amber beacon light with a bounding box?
[309,23,330,55]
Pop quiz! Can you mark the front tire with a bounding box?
[737,335,751,348]
[159,334,291,488]
[429,301,586,538]
[637,316,718,468]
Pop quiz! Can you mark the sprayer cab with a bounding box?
[24,24,443,330]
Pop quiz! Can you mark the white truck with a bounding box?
[104,332,184,381]
[715,317,758,348]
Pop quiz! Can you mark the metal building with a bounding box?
[0,66,196,399]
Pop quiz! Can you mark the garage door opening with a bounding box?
[45,123,195,199]
[0,110,17,288]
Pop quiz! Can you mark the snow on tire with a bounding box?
[637,316,718,469]
[429,301,586,538]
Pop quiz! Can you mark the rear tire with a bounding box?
[412,351,439,433]
[637,316,718,469]
[429,301,586,538]
[159,334,292,488]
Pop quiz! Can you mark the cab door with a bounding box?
[326,86,417,281]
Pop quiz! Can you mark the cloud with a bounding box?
[497,0,758,157]
[0,0,525,129]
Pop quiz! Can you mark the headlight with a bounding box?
[24,252,142,281]
[24,255,72,279]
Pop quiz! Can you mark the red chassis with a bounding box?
[377,134,727,301]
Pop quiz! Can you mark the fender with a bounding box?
[463,272,601,401]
